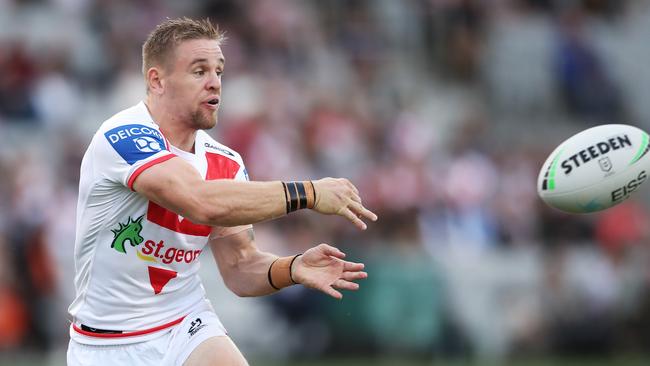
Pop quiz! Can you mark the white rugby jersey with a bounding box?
[69,102,250,345]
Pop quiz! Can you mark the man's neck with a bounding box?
[144,98,197,153]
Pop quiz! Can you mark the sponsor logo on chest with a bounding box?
[110,216,203,264]
[109,215,203,294]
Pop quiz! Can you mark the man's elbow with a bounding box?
[189,201,233,226]
[234,289,256,298]
[225,282,255,298]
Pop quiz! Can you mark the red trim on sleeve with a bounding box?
[127,154,176,191]
[72,315,185,338]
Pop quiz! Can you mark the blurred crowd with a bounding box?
[3,0,650,363]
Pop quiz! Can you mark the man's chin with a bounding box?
[191,111,218,130]
[204,111,218,129]
[203,114,218,129]
[203,119,217,130]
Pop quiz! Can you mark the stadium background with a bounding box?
[2,0,650,365]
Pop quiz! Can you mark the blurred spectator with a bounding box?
[595,201,650,262]
[0,42,37,120]
[555,6,624,122]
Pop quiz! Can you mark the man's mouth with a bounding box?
[203,98,220,110]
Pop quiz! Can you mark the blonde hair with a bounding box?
[142,17,225,75]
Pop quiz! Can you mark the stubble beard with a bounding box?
[190,109,217,130]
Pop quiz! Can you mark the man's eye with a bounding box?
[194,70,205,76]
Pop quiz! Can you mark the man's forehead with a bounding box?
[174,39,224,65]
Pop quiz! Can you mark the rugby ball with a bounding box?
[538,124,650,213]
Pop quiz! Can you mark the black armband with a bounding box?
[282,181,314,213]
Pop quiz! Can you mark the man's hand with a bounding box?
[311,178,378,230]
[292,243,367,300]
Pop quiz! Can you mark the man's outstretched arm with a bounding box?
[210,228,367,299]
[133,156,377,229]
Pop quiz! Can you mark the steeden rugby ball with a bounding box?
[538,124,650,213]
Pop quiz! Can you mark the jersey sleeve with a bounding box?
[210,155,253,240]
[94,123,176,189]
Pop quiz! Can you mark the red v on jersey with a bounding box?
[147,202,211,236]
[148,266,177,294]
[204,151,241,181]
[146,152,241,236]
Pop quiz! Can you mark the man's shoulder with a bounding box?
[198,131,243,162]
[99,102,157,133]
[87,102,167,166]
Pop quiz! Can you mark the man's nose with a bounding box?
[206,72,221,91]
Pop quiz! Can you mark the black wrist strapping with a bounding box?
[267,258,281,290]
[282,181,309,214]
[289,254,302,284]
[268,254,302,290]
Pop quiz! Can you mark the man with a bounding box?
[67,17,377,366]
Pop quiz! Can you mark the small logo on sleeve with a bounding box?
[105,124,165,165]
[204,142,235,157]
[188,318,206,336]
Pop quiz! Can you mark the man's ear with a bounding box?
[146,67,164,95]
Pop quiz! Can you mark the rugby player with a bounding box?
[67,17,377,366]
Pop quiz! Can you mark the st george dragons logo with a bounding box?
[110,215,144,254]
[108,214,186,295]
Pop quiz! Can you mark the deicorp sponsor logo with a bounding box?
[104,124,165,165]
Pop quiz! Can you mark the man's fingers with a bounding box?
[343,261,364,271]
[350,202,378,222]
[341,271,367,281]
[350,193,362,204]
[344,180,360,195]
[333,279,360,291]
[339,208,367,230]
[323,287,343,300]
[318,243,345,259]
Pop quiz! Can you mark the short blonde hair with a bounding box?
[142,17,225,75]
